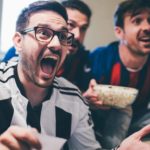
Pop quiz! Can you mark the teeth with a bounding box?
[142,38,150,40]
[44,55,57,60]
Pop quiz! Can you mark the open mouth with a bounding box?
[139,37,150,48]
[139,36,150,42]
[140,38,150,42]
[40,56,58,75]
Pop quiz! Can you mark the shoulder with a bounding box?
[0,61,17,89]
[53,77,81,96]
[91,41,119,54]
[90,41,119,62]
[54,76,78,87]
[0,62,17,100]
[53,77,88,106]
[0,61,17,78]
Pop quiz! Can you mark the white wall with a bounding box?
[0,0,3,50]
[1,0,39,52]
[82,0,124,50]
[0,0,124,53]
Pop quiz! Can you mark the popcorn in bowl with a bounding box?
[93,85,138,108]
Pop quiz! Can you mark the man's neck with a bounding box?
[17,65,50,107]
[24,84,49,107]
[119,44,148,71]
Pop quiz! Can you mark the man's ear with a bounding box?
[13,32,23,52]
[114,26,124,40]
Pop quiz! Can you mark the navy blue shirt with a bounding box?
[89,41,150,121]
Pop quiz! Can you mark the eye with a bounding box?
[80,25,88,32]
[67,22,76,30]
[36,28,53,40]
[132,17,142,25]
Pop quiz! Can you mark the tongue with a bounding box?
[41,58,54,74]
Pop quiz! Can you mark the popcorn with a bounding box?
[94,85,138,108]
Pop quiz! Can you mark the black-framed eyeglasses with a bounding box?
[20,26,74,46]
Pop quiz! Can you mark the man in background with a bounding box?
[84,0,150,148]
[58,0,92,92]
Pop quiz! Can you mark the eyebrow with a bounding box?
[36,24,68,31]
[68,19,89,27]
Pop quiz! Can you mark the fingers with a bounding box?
[0,143,9,150]
[84,92,99,100]
[10,126,41,149]
[83,88,110,109]
[133,124,150,140]
[83,91,98,99]
[83,79,111,109]
[89,79,97,89]
[0,126,42,150]
[92,101,111,110]
[0,130,23,150]
[83,79,98,97]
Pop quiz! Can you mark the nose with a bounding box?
[143,20,150,32]
[47,35,61,51]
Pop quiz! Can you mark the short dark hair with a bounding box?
[114,0,150,28]
[61,0,92,22]
[16,0,68,32]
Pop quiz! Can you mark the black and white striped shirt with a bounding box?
[0,61,101,150]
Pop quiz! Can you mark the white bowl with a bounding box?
[93,84,138,108]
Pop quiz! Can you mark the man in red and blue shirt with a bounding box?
[84,0,150,148]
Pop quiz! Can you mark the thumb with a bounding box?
[133,124,150,139]
[89,79,97,89]
[82,79,97,97]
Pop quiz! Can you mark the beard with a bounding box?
[68,39,83,55]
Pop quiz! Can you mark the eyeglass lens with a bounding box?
[35,27,73,45]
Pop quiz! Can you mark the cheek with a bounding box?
[80,32,86,42]
[125,31,137,42]
[21,50,34,67]
[124,25,139,36]
[69,28,77,37]
[24,40,42,56]
[23,35,40,49]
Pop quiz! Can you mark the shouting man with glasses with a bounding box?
[0,1,100,150]
[1,1,150,150]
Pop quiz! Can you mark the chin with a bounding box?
[38,81,53,88]
[35,77,54,88]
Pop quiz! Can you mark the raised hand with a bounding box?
[118,124,150,150]
[0,126,41,150]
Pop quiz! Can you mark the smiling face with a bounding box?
[14,10,68,88]
[66,8,89,54]
[115,9,150,56]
